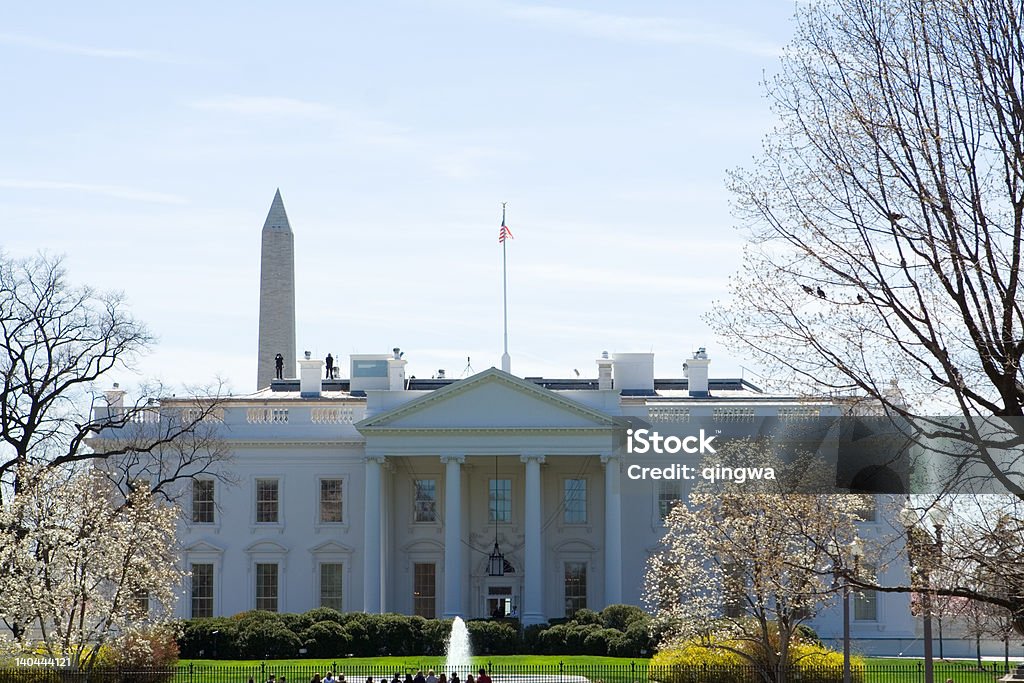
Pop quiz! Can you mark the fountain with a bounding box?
[443,615,589,683]
[444,616,472,678]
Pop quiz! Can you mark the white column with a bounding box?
[362,455,385,613]
[442,454,465,618]
[521,453,546,625]
[601,453,622,605]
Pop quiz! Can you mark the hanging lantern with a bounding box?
[488,540,505,577]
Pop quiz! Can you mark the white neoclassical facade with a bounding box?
[95,347,937,655]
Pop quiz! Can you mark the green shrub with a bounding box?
[178,617,238,659]
[582,627,624,656]
[339,614,375,656]
[570,608,602,625]
[537,624,569,654]
[523,623,545,652]
[236,612,301,659]
[467,619,519,654]
[301,620,352,658]
[422,618,453,655]
[378,613,418,655]
[600,604,647,631]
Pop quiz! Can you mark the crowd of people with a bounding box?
[254,668,495,683]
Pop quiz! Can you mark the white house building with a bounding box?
[93,190,1009,657]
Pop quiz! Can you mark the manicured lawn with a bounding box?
[179,656,649,683]
[181,655,645,668]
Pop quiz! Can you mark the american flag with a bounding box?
[498,221,514,243]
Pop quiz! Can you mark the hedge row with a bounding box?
[178,605,656,659]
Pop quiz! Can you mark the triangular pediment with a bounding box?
[309,540,354,555]
[357,368,619,432]
[185,540,224,554]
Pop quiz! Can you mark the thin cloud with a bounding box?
[499,3,781,57]
[0,32,186,63]
[188,95,336,119]
[0,180,187,204]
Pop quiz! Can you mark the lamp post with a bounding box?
[899,503,947,683]
[844,539,864,683]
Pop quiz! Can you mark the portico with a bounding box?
[356,368,623,624]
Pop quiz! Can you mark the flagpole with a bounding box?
[501,202,511,373]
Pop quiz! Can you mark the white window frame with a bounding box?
[488,477,514,524]
[251,475,285,530]
[562,478,588,525]
[563,560,589,617]
[317,477,345,526]
[191,478,216,525]
[412,478,439,524]
[189,562,216,619]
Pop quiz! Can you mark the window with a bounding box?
[658,480,682,520]
[564,479,587,523]
[132,589,150,617]
[319,479,343,523]
[414,479,437,522]
[320,563,343,611]
[413,563,436,618]
[256,479,279,523]
[723,562,745,618]
[191,563,213,618]
[853,495,877,522]
[255,563,279,612]
[564,561,587,616]
[489,479,511,522]
[854,563,878,620]
[192,479,215,523]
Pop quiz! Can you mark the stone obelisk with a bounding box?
[256,189,296,389]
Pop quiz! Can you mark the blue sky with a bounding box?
[1,1,799,394]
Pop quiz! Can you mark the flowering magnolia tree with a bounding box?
[0,465,182,667]
[0,252,229,649]
[644,446,867,683]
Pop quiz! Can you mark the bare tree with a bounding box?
[709,0,1024,634]
[0,252,229,502]
[712,0,1024,496]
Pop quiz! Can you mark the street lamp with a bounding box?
[899,503,947,683]
[844,539,865,683]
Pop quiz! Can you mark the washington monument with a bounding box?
[256,189,296,389]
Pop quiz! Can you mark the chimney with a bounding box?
[684,347,710,397]
[597,351,613,390]
[612,353,655,392]
[299,350,323,398]
[388,347,408,391]
[104,382,125,417]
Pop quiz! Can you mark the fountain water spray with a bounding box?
[444,616,472,678]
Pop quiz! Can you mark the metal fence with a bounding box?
[0,662,1015,683]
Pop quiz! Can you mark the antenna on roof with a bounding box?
[462,356,475,377]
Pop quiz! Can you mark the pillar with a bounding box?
[362,455,385,613]
[521,453,546,625]
[601,453,622,605]
[442,454,465,618]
